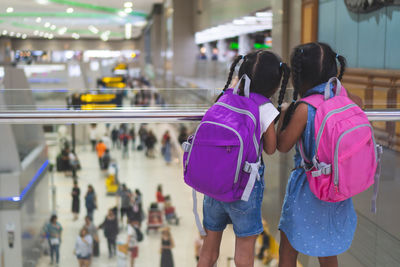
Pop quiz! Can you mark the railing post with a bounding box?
[386,77,398,148]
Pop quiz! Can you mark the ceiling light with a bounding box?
[255,12,272,17]
[124,2,133,8]
[22,34,27,39]
[33,30,39,35]
[36,17,42,23]
[124,7,132,13]
[100,31,110,41]
[133,21,147,27]
[118,11,127,17]
[50,25,56,30]
[57,27,67,35]
[39,32,44,37]
[36,0,49,4]
[72,33,80,39]
[44,22,51,28]
[48,34,54,39]
[233,19,246,25]
[44,33,49,38]
[2,30,7,35]
[16,33,21,38]
[9,32,15,36]
[125,23,132,39]
[88,25,99,34]
[6,7,14,13]
[66,8,74,13]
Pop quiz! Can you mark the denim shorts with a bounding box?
[203,178,265,237]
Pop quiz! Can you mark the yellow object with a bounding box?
[81,104,117,110]
[80,94,116,102]
[101,77,123,83]
[114,63,127,70]
[106,174,119,194]
[105,82,126,88]
[118,243,129,255]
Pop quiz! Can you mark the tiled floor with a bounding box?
[37,123,267,267]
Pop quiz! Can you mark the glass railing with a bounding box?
[0,86,399,267]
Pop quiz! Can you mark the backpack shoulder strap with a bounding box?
[299,94,325,109]
[250,92,270,107]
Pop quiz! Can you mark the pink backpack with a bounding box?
[298,78,382,212]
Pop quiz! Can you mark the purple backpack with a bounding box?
[182,75,269,203]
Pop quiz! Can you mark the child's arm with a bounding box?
[277,103,308,153]
[262,122,276,155]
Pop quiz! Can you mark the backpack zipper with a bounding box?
[185,120,244,184]
[333,124,377,188]
[215,102,259,155]
[315,104,358,156]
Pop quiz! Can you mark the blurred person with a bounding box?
[127,218,141,267]
[69,149,79,179]
[111,127,120,149]
[89,124,97,152]
[156,185,165,204]
[95,140,107,169]
[71,180,80,221]
[160,227,175,267]
[122,133,130,159]
[102,149,111,170]
[138,124,148,150]
[118,184,132,225]
[74,227,93,267]
[129,126,136,151]
[145,130,157,158]
[99,209,119,258]
[161,130,172,164]
[43,215,63,266]
[85,185,97,221]
[84,216,99,258]
[102,133,112,150]
[129,197,143,227]
[178,126,188,145]
[211,48,218,61]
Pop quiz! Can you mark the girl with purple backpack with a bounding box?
[197,51,290,267]
[276,42,363,267]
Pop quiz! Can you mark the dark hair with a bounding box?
[50,215,57,223]
[281,42,347,130]
[217,51,290,107]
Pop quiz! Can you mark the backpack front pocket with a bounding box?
[184,121,243,198]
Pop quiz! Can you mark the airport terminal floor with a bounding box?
[35,124,266,267]
[1,1,400,267]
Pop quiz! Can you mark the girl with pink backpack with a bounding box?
[192,51,290,267]
[276,42,376,267]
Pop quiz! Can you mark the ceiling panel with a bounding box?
[0,0,163,41]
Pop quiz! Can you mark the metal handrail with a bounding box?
[0,109,399,124]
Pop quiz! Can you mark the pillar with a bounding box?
[217,39,229,62]
[238,34,253,56]
[172,0,197,77]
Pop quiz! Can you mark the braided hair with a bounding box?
[280,42,347,130]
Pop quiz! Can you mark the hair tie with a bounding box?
[300,49,304,53]
[278,104,282,109]
[292,99,296,103]
[279,62,283,67]
[336,54,339,59]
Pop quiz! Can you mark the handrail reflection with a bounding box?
[0,109,399,124]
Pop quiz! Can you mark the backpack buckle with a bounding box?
[243,162,252,173]
[182,142,191,152]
